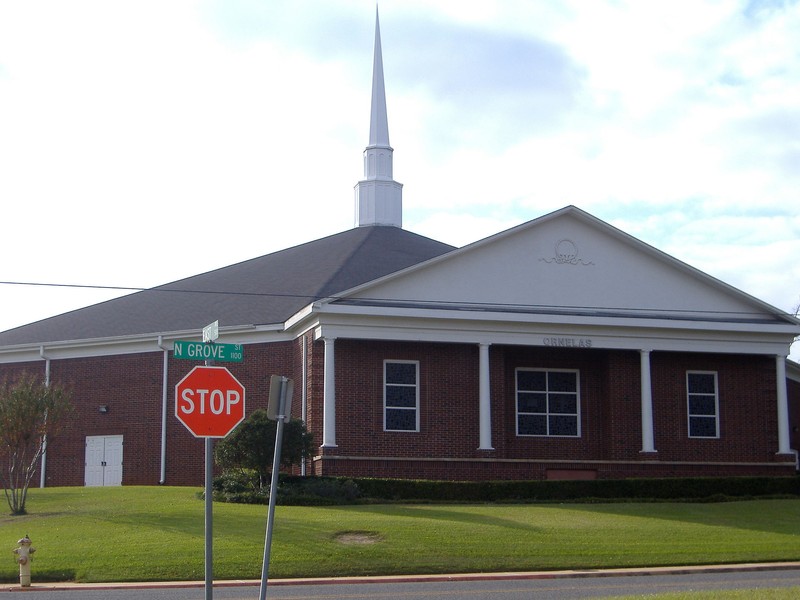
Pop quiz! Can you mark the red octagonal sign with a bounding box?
[175,366,246,438]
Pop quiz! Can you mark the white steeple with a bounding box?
[355,7,403,228]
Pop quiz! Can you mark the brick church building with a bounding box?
[1,13,799,487]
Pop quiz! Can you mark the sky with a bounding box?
[1,0,798,359]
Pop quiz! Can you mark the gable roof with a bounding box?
[322,206,799,328]
[0,226,455,347]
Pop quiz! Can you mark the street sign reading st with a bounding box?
[203,320,219,343]
[173,340,243,363]
[175,366,246,438]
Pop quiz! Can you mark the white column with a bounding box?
[478,343,493,450]
[322,337,337,448]
[776,355,790,454]
[301,335,308,476]
[640,350,656,453]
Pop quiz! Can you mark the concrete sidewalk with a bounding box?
[3,562,800,592]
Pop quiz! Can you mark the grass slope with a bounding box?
[1,487,799,583]
[601,590,800,599]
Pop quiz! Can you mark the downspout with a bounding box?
[301,334,308,476]
[776,355,790,455]
[39,346,50,488]
[158,336,169,484]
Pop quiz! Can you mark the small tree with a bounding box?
[215,409,313,489]
[0,372,73,515]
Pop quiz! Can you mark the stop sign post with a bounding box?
[175,364,246,600]
[175,366,246,438]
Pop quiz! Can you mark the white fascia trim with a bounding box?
[311,313,794,356]
[316,302,800,336]
[284,302,321,332]
[316,324,791,355]
[0,323,290,364]
[787,359,800,383]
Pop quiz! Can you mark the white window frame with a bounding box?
[383,360,420,432]
[515,368,581,438]
[686,371,720,439]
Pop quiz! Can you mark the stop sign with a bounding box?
[175,366,246,438]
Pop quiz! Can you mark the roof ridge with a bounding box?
[311,226,384,299]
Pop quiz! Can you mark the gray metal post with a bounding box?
[205,436,213,600]
[205,351,215,600]
[258,377,287,599]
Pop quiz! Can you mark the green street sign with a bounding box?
[173,340,243,363]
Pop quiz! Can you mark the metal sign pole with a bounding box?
[203,327,217,600]
[204,436,213,600]
[173,322,246,600]
[258,377,288,600]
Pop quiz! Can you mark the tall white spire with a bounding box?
[355,7,403,228]
[368,7,390,148]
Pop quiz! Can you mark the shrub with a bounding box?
[349,475,800,504]
[211,470,267,504]
[212,474,363,505]
[212,475,800,506]
[214,411,313,489]
[277,477,362,506]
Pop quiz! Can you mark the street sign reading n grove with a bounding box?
[173,340,243,363]
[175,366,246,438]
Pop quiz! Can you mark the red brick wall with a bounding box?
[305,333,324,463]
[495,346,625,463]
[314,343,794,481]
[788,375,799,457]
[1,341,794,486]
[650,352,779,465]
[47,353,165,486]
[331,339,480,460]
[161,340,299,485]
[317,456,791,481]
[603,350,644,459]
[0,362,47,382]
[0,341,297,487]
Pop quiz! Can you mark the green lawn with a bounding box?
[1,487,799,583]
[600,590,800,599]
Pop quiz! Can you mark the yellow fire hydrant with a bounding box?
[12,535,35,587]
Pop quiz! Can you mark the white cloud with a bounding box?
[0,0,798,359]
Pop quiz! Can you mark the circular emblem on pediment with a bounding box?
[541,239,594,266]
[555,239,578,263]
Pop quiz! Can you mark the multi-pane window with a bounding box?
[687,371,719,438]
[384,360,419,432]
[516,369,580,437]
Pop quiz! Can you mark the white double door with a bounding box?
[85,435,123,486]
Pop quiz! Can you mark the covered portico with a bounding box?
[289,296,797,479]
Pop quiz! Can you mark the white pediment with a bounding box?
[340,206,784,323]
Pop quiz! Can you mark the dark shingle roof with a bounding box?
[0,226,455,346]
